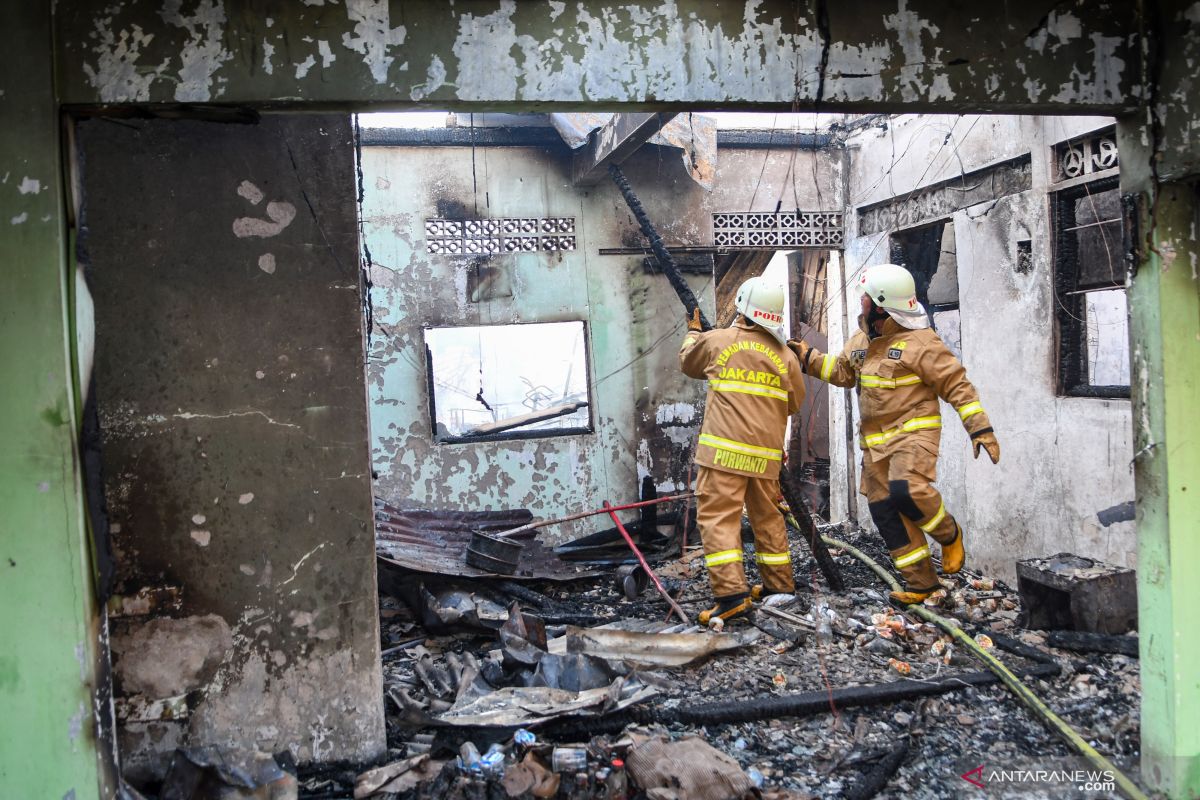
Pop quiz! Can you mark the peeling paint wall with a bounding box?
[363,140,707,535]
[363,130,844,535]
[54,1,1142,115]
[78,115,384,785]
[1147,0,1200,181]
[838,114,1136,581]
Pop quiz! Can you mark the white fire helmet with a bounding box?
[857,263,930,330]
[734,275,787,345]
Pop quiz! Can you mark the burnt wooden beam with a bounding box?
[572,113,677,186]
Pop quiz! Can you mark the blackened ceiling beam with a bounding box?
[570,113,678,186]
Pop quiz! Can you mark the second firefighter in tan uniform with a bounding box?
[791,263,1000,603]
[680,276,806,624]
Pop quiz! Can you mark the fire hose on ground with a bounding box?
[821,534,1149,800]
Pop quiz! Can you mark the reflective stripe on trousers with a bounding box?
[918,501,947,533]
[705,549,743,567]
[893,545,930,568]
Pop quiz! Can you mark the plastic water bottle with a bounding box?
[480,744,505,779]
[606,758,628,799]
[457,741,481,774]
[814,601,833,645]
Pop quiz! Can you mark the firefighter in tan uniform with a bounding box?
[791,264,1000,603]
[679,276,806,625]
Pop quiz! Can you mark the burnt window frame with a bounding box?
[888,218,959,315]
[423,319,595,445]
[1051,175,1131,399]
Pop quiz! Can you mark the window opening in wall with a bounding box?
[889,220,961,358]
[425,321,591,442]
[1016,239,1034,275]
[1052,175,1130,397]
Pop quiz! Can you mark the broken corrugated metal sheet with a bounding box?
[550,112,717,189]
[374,500,598,581]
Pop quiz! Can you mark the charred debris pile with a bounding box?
[289,493,1142,800]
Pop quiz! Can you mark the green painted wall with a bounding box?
[1125,180,1200,797]
[0,3,108,799]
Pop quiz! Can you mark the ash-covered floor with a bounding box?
[301,525,1142,799]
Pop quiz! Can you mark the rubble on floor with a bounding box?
[316,524,1143,799]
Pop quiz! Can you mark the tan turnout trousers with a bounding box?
[696,467,795,597]
[859,430,961,591]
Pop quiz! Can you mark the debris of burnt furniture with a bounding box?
[1016,553,1137,634]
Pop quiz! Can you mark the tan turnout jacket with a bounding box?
[680,320,805,479]
[798,317,991,461]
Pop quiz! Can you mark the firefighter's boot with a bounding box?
[888,587,936,605]
[698,593,753,626]
[748,582,777,599]
[750,585,784,601]
[940,523,965,575]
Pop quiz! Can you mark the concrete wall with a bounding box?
[362,131,843,538]
[363,140,707,539]
[837,114,1136,581]
[78,115,384,784]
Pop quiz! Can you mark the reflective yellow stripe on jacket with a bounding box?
[860,373,923,389]
[957,401,984,420]
[859,416,942,447]
[709,379,789,402]
[705,549,743,567]
[697,434,783,460]
[820,354,836,382]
